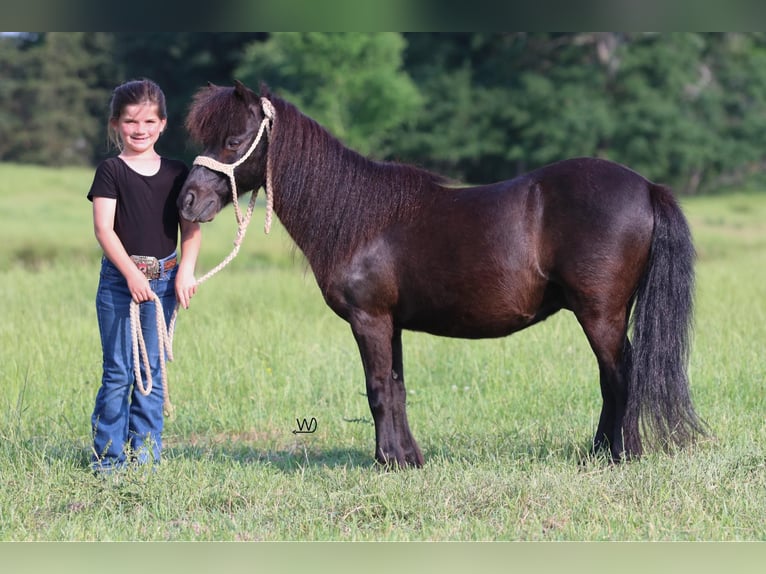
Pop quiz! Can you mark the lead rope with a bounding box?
[130,97,276,417]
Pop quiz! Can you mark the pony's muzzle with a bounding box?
[178,187,219,223]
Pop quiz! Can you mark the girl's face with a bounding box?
[111,102,167,156]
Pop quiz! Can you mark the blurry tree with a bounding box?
[604,33,718,192]
[400,32,766,193]
[399,33,615,184]
[0,32,116,166]
[235,32,422,158]
[2,32,766,193]
[0,33,35,160]
[702,33,766,192]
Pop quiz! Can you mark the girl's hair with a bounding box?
[107,78,167,150]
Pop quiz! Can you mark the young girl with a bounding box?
[87,78,201,472]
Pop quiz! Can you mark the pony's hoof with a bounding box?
[375,448,424,469]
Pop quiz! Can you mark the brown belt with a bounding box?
[130,254,177,279]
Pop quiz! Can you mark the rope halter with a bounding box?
[192,97,276,235]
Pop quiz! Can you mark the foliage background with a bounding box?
[4,32,766,193]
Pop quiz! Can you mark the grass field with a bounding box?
[0,162,764,541]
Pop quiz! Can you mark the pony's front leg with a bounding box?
[351,314,423,468]
[390,327,423,467]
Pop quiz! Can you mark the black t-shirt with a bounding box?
[87,157,189,259]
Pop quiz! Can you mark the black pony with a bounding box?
[178,81,706,467]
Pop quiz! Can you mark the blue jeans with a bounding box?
[91,253,177,472]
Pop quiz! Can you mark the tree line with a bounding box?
[2,32,766,194]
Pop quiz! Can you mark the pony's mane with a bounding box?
[263,89,451,285]
[186,85,250,147]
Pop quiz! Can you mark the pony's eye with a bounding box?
[226,137,242,149]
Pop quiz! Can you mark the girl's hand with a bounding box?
[175,268,198,309]
[127,270,153,303]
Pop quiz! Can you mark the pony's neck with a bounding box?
[267,98,439,287]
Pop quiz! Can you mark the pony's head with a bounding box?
[178,80,271,222]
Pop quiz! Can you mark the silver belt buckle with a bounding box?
[131,255,160,279]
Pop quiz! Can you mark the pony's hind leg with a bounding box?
[350,315,423,468]
[576,308,638,461]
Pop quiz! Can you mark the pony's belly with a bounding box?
[398,306,537,339]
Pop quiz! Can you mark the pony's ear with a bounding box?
[206,81,218,88]
[234,79,252,100]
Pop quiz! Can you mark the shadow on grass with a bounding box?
[0,431,375,476]
[165,441,377,473]
[25,426,610,476]
[163,430,613,474]
[419,431,615,470]
[11,423,701,483]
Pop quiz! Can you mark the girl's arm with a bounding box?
[92,196,154,303]
[175,217,201,309]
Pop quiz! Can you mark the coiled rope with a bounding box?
[130,97,275,416]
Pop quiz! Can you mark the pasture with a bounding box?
[0,162,764,541]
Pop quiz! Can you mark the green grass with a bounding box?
[1,162,765,540]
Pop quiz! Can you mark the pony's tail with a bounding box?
[624,184,706,455]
